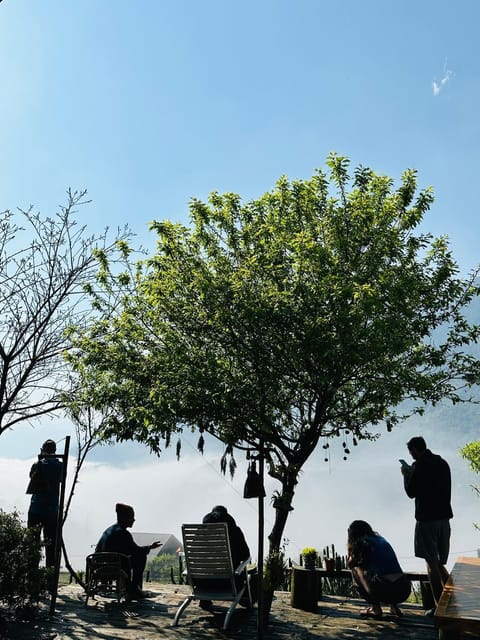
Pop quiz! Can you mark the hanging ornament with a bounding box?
[243,461,265,499]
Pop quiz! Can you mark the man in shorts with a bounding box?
[401,436,452,614]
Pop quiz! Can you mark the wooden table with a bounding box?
[435,556,480,639]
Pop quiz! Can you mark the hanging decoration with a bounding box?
[220,444,237,479]
[243,460,265,499]
[322,440,330,464]
[197,433,205,454]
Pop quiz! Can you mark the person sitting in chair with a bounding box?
[95,503,161,599]
[198,505,251,611]
[203,505,250,568]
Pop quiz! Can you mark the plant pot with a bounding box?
[304,557,316,571]
[324,557,335,572]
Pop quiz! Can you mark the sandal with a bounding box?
[360,606,383,619]
[389,604,403,617]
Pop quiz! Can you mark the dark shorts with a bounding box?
[352,568,411,605]
[414,519,450,564]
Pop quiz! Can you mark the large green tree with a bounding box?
[69,154,480,607]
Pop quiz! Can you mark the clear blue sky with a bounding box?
[2,1,480,567]
[1,0,479,268]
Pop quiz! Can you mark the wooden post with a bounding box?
[420,580,435,610]
[49,436,70,616]
[256,441,265,640]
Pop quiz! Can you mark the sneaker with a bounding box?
[424,607,436,617]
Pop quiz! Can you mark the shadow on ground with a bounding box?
[0,585,437,640]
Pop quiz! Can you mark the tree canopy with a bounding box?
[461,441,480,474]
[461,441,480,529]
[69,154,480,565]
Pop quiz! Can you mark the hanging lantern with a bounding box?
[243,461,266,499]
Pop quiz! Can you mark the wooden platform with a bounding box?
[435,556,480,638]
[1,583,439,640]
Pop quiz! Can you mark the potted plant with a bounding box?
[301,547,318,571]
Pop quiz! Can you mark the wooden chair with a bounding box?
[173,523,252,630]
[84,552,131,606]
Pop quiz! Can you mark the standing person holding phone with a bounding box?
[401,436,453,614]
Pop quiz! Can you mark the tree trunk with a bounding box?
[268,473,297,552]
[262,473,298,621]
[62,538,86,590]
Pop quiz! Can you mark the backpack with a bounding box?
[26,461,49,494]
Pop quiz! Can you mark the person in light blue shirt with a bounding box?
[27,439,63,568]
[347,520,411,619]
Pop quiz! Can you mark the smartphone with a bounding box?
[399,459,409,467]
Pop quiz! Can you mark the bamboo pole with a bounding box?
[49,435,70,616]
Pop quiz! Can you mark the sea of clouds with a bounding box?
[1,413,479,572]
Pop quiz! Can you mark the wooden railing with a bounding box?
[290,564,433,612]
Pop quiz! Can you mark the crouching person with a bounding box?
[347,520,411,618]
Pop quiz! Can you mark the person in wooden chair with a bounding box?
[199,505,251,611]
[95,503,161,599]
[203,505,250,568]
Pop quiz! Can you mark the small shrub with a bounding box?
[322,573,357,597]
[408,581,423,604]
[0,509,48,609]
[146,554,179,583]
[264,549,289,592]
